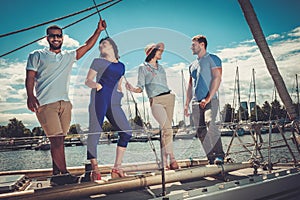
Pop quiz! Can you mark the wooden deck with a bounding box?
[1,160,300,200]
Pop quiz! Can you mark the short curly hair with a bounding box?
[46,25,62,35]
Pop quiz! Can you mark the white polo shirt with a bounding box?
[26,48,76,106]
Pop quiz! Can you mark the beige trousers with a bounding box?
[150,93,176,166]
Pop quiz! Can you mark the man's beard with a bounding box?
[50,43,62,50]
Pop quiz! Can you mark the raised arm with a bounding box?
[76,19,107,60]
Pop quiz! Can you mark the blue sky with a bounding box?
[0,0,300,130]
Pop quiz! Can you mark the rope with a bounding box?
[0,36,45,58]
[92,0,110,37]
[62,0,121,30]
[0,0,122,58]
[0,0,115,38]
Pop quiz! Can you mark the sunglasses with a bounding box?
[48,34,63,38]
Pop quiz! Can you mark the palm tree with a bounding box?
[238,0,297,120]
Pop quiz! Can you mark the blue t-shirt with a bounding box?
[136,62,170,98]
[90,58,125,89]
[189,52,221,101]
[88,58,125,132]
[26,48,76,106]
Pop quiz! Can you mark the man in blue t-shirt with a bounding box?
[184,35,225,165]
[25,19,107,185]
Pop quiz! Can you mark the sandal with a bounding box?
[90,170,101,181]
[111,168,125,178]
[169,161,179,170]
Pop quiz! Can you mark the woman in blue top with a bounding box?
[85,37,131,181]
[126,42,178,170]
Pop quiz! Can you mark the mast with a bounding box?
[231,66,238,122]
[296,74,300,117]
[237,66,242,122]
[252,68,258,121]
[126,89,132,120]
[238,0,297,120]
[142,91,146,122]
[181,70,185,125]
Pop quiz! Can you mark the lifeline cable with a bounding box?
[0,0,115,38]
[0,0,122,58]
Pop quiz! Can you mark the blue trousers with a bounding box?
[87,87,132,160]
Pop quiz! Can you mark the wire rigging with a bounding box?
[0,0,115,38]
[0,0,122,58]
[62,0,120,30]
[123,76,143,119]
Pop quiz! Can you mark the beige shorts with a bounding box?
[36,100,72,136]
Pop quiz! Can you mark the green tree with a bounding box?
[69,123,83,135]
[220,103,234,122]
[102,121,113,132]
[250,105,266,121]
[178,120,185,128]
[262,101,271,120]
[270,99,286,120]
[236,106,249,121]
[293,102,300,117]
[0,125,7,137]
[32,127,45,136]
[4,118,31,138]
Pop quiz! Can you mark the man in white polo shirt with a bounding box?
[25,19,106,185]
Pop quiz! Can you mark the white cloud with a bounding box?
[62,35,80,48]
[288,27,300,37]
[0,60,27,102]
[36,37,48,47]
[266,33,281,40]
[0,112,37,129]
